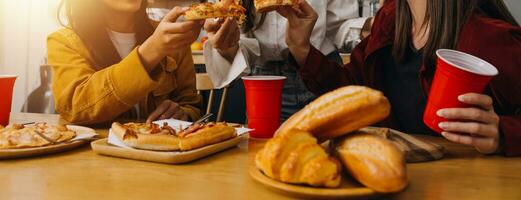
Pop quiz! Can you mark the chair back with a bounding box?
[196,73,229,122]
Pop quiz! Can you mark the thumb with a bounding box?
[163,6,188,23]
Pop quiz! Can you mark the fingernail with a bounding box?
[458,95,466,102]
[438,122,448,130]
[441,132,448,137]
[437,110,446,117]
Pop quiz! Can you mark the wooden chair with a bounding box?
[196,73,229,122]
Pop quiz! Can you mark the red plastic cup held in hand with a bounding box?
[424,50,498,133]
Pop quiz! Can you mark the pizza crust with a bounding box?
[179,124,237,151]
[254,0,297,13]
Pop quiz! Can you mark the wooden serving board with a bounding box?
[249,166,379,200]
[91,135,245,164]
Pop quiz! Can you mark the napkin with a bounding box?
[108,119,252,149]
[65,125,98,142]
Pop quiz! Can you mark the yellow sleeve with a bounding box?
[47,31,159,124]
[170,48,202,121]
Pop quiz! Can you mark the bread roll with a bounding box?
[277,86,391,142]
[256,129,342,188]
[333,133,408,193]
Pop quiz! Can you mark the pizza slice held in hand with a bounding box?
[183,0,246,24]
[254,0,299,13]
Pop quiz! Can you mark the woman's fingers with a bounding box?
[172,110,187,120]
[146,101,171,123]
[163,21,203,34]
[437,107,498,124]
[441,131,474,145]
[204,18,224,33]
[438,121,497,138]
[221,18,239,47]
[276,6,296,19]
[441,132,498,154]
[294,0,318,18]
[459,93,494,110]
[162,6,189,23]
[160,102,180,120]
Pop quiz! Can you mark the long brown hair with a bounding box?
[58,0,154,70]
[393,0,519,67]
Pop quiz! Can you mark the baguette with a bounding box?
[277,86,391,142]
[332,133,408,193]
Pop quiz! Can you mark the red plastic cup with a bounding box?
[242,76,286,138]
[0,75,17,126]
[423,49,498,133]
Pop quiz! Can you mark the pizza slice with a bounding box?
[183,0,246,24]
[177,122,237,151]
[111,122,237,151]
[254,0,298,13]
[111,122,180,151]
[0,123,77,149]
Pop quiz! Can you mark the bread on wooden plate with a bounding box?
[332,133,408,193]
[277,86,391,142]
[255,129,342,188]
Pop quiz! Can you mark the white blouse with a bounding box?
[204,0,369,88]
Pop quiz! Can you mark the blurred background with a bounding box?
[0,0,520,114]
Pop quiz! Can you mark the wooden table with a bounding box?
[2,113,520,200]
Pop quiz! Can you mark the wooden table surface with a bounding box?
[1,113,520,200]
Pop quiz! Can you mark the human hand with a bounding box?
[437,93,500,154]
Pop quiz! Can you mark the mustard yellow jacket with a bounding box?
[47,28,201,124]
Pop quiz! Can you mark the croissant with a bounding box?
[255,129,342,188]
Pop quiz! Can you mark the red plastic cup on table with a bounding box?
[423,49,498,133]
[0,75,17,126]
[242,76,286,138]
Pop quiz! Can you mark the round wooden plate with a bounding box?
[249,166,379,199]
[0,125,97,159]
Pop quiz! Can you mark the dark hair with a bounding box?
[242,0,266,33]
[58,0,154,70]
[393,0,519,67]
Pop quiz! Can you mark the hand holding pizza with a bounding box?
[277,0,318,67]
[147,100,189,123]
[139,7,204,72]
[204,18,240,62]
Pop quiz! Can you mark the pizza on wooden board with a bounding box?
[183,0,246,24]
[111,122,237,151]
[254,0,298,13]
[0,123,77,149]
